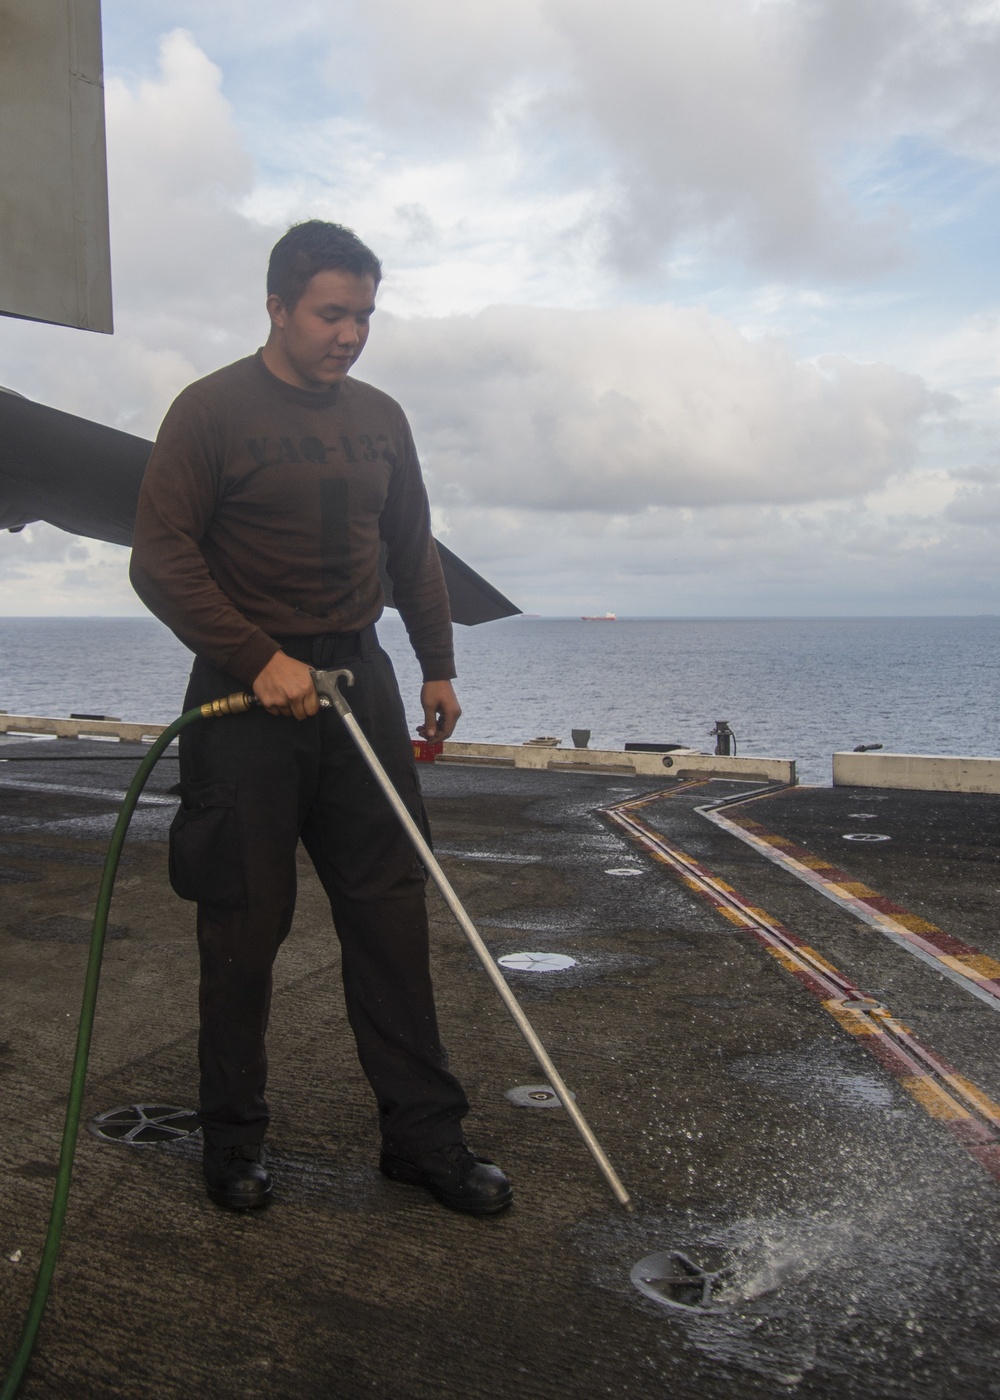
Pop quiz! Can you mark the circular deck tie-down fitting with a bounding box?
[497,952,578,973]
[841,832,891,842]
[505,1083,578,1109]
[86,1104,201,1146]
[631,1250,734,1314]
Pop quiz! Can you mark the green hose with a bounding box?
[1,705,207,1400]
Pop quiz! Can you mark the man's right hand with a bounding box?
[252,652,319,720]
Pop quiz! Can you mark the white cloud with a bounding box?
[3,9,1000,620]
[363,304,945,510]
[351,0,562,127]
[0,526,136,615]
[434,492,1000,616]
[336,0,1000,276]
[945,465,1000,524]
[105,29,264,314]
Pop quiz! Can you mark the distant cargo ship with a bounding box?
[581,612,616,621]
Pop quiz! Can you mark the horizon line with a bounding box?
[1,613,998,623]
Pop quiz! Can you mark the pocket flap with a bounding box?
[179,780,237,812]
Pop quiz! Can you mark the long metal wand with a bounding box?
[312,666,632,1210]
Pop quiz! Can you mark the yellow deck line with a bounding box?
[604,791,1000,1165]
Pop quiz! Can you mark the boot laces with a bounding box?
[222,1144,261,1164]
[437,1142,478,1172]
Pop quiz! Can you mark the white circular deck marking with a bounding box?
[497,952,577,972]
[848,813,878,819]
[604,867,644,876]
[841,833,891,842]
[505,1084,576,1109]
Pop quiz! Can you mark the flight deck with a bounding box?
[2,737,999,1398]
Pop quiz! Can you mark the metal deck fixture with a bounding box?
[842,832,891,842]
[497,952,577,972]
[86,1104,200,1146]
[604,867,644,877]
[631,1250,733,1313]
[505,1084,576,1109]
[711,720,736,757]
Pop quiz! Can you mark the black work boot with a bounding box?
[203,1141,273,1211]
[379,1142,513,1215]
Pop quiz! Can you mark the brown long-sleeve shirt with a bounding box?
[129,352,455,685]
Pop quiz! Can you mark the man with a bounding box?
[130,220,511,1216]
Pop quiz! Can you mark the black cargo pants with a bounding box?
[170,626,469,1153]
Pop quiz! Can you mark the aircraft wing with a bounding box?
[0,388,520,625]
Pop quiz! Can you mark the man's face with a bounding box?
[266,268,377,390]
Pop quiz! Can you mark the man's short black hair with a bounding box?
[267,220,382,309]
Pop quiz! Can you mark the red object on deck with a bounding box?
[412,739,444,763]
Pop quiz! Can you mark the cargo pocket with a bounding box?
[169,781,245,907]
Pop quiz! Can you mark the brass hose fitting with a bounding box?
[200,691,257,719]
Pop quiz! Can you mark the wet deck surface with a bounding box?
[2,741,1000,1397]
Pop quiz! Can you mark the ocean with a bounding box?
[2,614,999,786]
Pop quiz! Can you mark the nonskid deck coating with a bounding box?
[707,787,1000,1005]
[1,748,999,1396]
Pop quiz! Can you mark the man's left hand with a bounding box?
[419,681,462,740]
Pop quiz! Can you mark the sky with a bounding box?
[2,0,1000,617]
